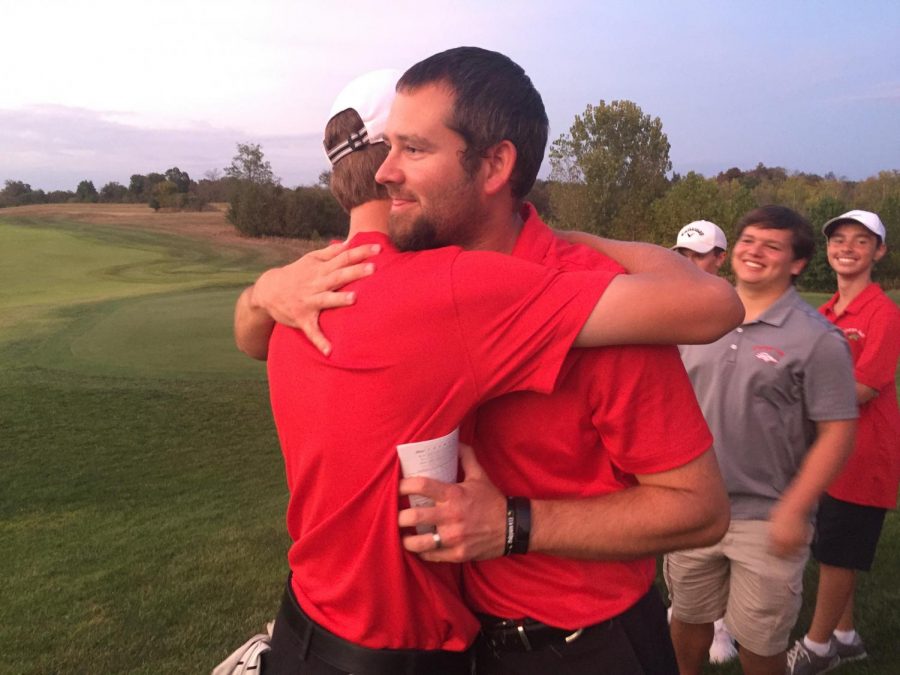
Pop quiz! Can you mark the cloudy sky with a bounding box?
[1,0,897,191]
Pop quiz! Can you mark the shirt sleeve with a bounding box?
[590,345,713,475]
[804,328,859,422]
[854,303,900,392]
[449,249,618,401]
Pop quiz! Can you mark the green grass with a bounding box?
[0,213,289,673]
[1,211,898,673]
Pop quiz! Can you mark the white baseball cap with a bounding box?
[822,210,886,242]
[324,68,402,165]
[672,220,728,254]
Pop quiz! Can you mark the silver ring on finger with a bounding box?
[432,531,443,550]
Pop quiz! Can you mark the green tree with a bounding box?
[0,180,35,207]
[801,196,848,291]
[225,143,276,185]
[196,174,234,204]
[129,174,148,201]
[549,99,671,239]
[285,186,348,238]
[75,180,99,203]
[150,180,178,210]
[874,193,900,285]
[715,180,757,232]
[524,179,554,223]
[47,190,74,203]
[227,181,278,236]
[649,172,726,245]
[99,181,128,203]
[164,167,191,193]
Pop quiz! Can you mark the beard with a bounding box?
[386,181,483,253]
[389,212,449,252]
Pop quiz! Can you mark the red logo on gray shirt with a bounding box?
[753,345,785,364]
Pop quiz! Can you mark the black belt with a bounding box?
[478,614,590,653]
[274,578,474,675]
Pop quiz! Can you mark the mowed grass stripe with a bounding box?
[14,287,268,380]
[1,219,251,311]
[1,218,268,379]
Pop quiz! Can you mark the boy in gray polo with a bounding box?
[665,205,858,675]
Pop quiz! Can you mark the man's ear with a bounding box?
[874,242,887,263]
[790,257,809,277]
[481,140,517,196]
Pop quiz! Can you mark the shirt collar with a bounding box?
[510,202,554,263]
[841,282,881,315]
[753,286,802,327]
[820,282,880,319]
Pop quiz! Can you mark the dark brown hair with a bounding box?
[735,205,815,263]
[398,46,548,201]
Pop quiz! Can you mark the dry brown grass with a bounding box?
[1,202,319,264]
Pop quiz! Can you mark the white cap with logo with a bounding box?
[821,210,886,242]
[324,68,402,166]
[672,220,728,254]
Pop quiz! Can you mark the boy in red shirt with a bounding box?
[788,210,900,674]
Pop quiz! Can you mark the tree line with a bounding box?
[538,99,900,290]
[0,141,348,240]
[2,104,897,289]
[0,167,229,211]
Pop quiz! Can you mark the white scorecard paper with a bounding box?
[396,428,460,534]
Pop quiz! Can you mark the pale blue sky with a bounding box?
[1,0,897,191]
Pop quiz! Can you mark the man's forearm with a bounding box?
[234,283,276,360]
[776,418,857,519]
[529,451,729,559]
[400,447,730,562]
[562,231,744,345]
[561,230,716,277]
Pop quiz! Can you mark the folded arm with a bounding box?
[561,232,744,346]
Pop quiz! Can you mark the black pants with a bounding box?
[476,586,678,675]
[262,598,349,675]
[262,578,474,675]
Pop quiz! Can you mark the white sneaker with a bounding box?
[708,619,738,664]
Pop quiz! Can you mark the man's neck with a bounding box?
[737,281,791,323]
[833,272,873,315]
[463,201,525,254]
[346,200,391,239]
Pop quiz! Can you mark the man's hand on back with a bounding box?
[237,242,380,357]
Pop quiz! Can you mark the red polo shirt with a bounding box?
[820,283,900,508]
[267,231,616,650]
[463,206,713,629]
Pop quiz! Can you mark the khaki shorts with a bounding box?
[664,519,810,657]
